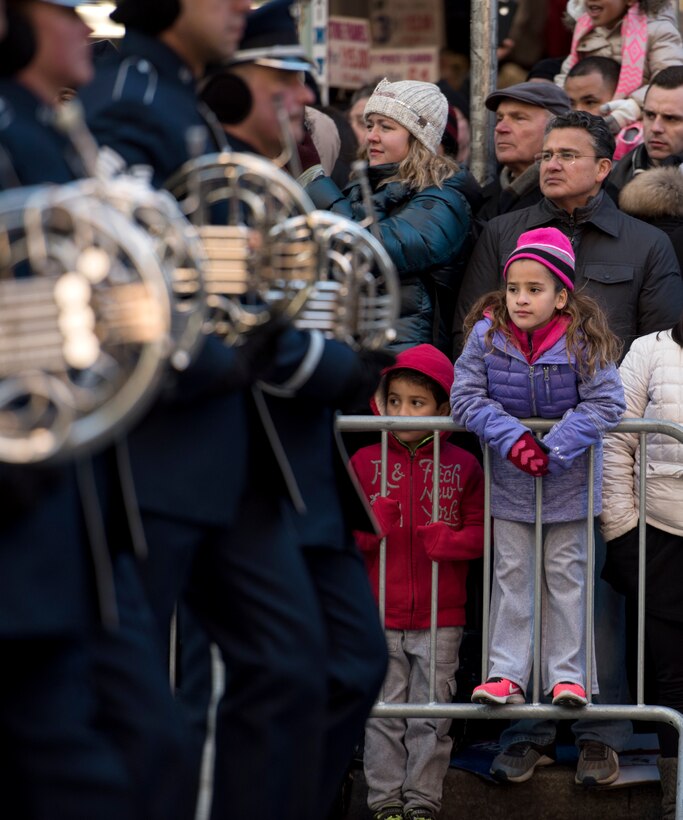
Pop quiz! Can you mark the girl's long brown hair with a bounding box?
[462,284,622,378]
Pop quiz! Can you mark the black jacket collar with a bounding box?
[530,190,621,238]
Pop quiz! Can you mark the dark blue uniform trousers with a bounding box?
[299,545,388,815]
[176,514,387,818]
[89,554,196,820]
[142,484,386,819]
[0,638,133,819]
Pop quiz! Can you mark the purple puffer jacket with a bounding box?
[451,318,625,523]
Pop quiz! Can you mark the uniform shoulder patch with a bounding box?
[112,57,159,106]
[0,97,15,131]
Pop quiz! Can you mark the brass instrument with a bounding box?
[56,100,207,372]
[166,151,319,345]
[0,183,172,463]
[273,210,399,350]
[76,173,207,372]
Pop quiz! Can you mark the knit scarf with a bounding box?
[567,5,648,97]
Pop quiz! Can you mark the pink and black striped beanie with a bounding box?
[503,227,575,291]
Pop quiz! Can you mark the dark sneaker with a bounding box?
[490,741,556,783]
[405,809,436,820]
[575,741,619,786]
[373,806,404,820]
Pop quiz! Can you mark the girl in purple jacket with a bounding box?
[451,227,625,708]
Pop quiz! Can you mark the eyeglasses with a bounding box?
[536,150,599,165]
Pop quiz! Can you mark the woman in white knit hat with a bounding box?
[303,77,481,355]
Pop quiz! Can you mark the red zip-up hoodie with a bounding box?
[350,345,485,629]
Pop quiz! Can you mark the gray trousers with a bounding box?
[364,627,463,814]
[488,518,597,695]
[499,527,632,753]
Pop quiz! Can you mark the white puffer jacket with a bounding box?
[601,329,683,541]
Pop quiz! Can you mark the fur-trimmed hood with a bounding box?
[619,166,683,220]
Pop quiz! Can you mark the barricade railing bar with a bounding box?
[336,415,683,818]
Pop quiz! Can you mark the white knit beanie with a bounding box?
[363,78,448,155]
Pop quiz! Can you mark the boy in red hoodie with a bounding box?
[350,344,485,820]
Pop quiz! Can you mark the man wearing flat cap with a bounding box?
[478,80,571,222]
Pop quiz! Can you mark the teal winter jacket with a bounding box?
[306,163,479,353]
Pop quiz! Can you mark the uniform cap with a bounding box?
[364,78,448,155]
[229,0,311,72]
[41,0,98,6]
[110,0,181,36]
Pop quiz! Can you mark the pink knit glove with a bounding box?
[507,432,549,476]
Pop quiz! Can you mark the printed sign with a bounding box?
[310,0,328,102]
[328,16,371,89]
[369,0,444,48]
[369,47,439,83]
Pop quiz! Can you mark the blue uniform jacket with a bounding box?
[81,31,258,525]
[0,80,87,187]
[81,32,370,540]
[0,81,103,635]
[80,31,226,188]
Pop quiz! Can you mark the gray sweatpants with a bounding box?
[364,627,463,814]
[488,518,598,696]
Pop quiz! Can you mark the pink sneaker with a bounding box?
[471,678,525,705]
[552,682,587,707]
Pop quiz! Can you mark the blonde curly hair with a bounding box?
[370,137,460,192]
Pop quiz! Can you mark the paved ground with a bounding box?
[345,764,662,819]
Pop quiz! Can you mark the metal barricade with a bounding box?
[336,414,683,818]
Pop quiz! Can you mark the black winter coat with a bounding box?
[453,192,683,358]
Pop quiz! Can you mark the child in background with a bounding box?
[350,344,485,820]
[451,228,625,708]
[554,0,683,138]
[564,55,644,159]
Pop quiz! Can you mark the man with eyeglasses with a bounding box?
[477,81,571,223]
[452,110,683,788]
[455,109,683,358]
[607,65,683,200]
